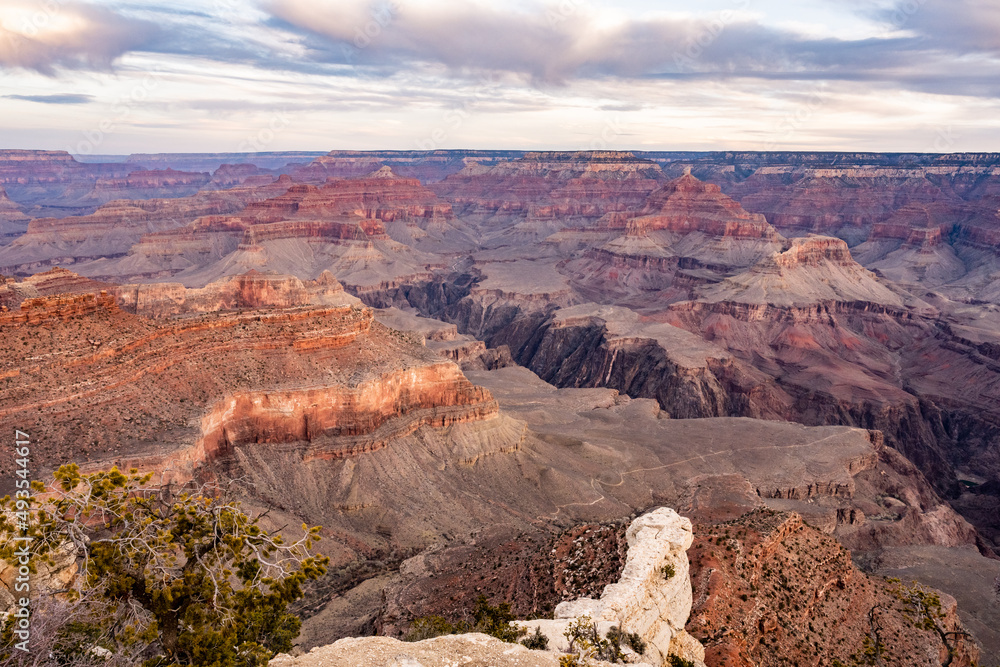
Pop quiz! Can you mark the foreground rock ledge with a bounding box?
[273,508,703,667]
[270,633,630,667]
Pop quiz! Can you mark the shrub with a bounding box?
[521,627,549,650]
[0,465,328,667]
[405,595,526,644]
[661,563,676,580]
[405,616,463,642]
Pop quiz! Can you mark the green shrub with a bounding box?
[521,627,549,650]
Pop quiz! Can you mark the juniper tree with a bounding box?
[0,464,328,667]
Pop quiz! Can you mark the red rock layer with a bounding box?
[430,151,665,222]
[0,290,118,325]
[115,270,354,317]
[0,290,497,489]
[238,172,452,225]
[687,509,980,667]
[0,176,296,271]
[625,173,779,239]
[0,150,130,186]
[728,168,970,245]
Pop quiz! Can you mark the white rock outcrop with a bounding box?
[270,507,704,667]
[514,507,706,666]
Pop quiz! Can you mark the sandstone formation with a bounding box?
[0,176,295,275]
[0,275,498,492]
[115,270,361,317]
[77,169,464,289]
[430,151,666,247]
[697,236,904,307]
[563,173,785,305]
[290,150,522,184]
[516,508,706,667]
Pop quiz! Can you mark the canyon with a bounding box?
[3,148,1000,664]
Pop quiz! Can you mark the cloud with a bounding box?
[4,93,94,104]
[885,0,1000,54]
[262,0,1000,97]
[0,2,158,75]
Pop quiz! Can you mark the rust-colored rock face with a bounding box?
[629,174,777,239]
[429,152,665,245]
[0,290,119,325]
[115,270,360,317]
[0,176,295,274]
[0,275,497,488]
[686,510,980,667]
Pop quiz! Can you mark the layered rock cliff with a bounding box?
[0,176,294,274]
[115,270,361,317]
[0,277,498,491]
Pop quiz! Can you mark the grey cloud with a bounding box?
[263,0,1000,97]
[0,3,158,75]
[4,93,94,104]
[879,0,1000,51]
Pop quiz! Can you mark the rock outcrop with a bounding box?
[82,170,459,288]
[430,151,665,247]
[115,270,361,317]
[0,150,134,218]
[516,508,706,667]
[270,633,624,667]
[698,235,904,307]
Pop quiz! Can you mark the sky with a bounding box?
[1,0,999,155]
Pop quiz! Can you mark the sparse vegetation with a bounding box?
[521,626,549,650]
[405,595,527,644]
[560,616,646,665]
[0,465,328,667]
[661,562,676,580]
